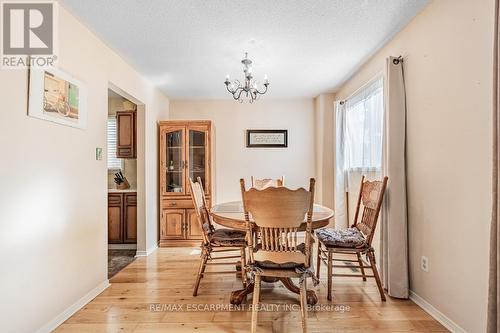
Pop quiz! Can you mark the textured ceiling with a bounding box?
[60,0,428,99]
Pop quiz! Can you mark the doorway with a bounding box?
[106,88,139,278]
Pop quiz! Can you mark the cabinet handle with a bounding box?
[170,202,177,207]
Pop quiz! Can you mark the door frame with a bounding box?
[107,83,146,256]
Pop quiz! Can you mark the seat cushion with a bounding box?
[209,228,246,247]
[316,228,366,248]
[254,243,306,269]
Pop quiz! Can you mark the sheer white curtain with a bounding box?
[344,79,384,171]
[334,101,348,228]
[335,77,384,229]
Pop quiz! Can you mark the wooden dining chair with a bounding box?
[189,177,248,296]
[316,176,388,301]
[250,176,285,190]
[240,178,316,333]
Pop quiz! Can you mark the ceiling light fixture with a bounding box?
[224,52,269,103]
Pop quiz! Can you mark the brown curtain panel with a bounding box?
[488,0,500,332]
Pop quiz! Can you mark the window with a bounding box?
[334,76,384,228]
[344,77,384,171]
[107,116,122,170]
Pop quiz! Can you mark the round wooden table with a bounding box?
[211,201,334,305]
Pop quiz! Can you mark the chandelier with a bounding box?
[224,52,269,103]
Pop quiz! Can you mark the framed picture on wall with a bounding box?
[28,65,87,129]
[246,129,288,148]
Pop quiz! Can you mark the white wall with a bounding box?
[0,4,169,333]
[170,99,315,203]
[335,0,493,331]
[314,93,335,212]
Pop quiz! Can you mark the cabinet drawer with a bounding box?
[163,199,193,209]
[125,194,137,204]
[108,194,122,205]
[117,148,132,157]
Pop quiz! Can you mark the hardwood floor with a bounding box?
[55,248,448,333]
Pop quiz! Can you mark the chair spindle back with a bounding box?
[352,176,388,246]
[188,177,214,245]
[240,178,315,268]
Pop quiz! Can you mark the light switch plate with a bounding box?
[96,147,103,160]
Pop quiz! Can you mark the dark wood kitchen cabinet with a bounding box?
[116,111,136,158]
[108,192,137,244]
[108,194,123,243]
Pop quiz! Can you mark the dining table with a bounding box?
[210,201,334,305]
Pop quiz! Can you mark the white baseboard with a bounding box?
[136,243,158,257]
[409,290,466,333]
[108,244,137,250]
[35,280,109,333]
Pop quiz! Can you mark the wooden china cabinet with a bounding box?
[158,120,212,247]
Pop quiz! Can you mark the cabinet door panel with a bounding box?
[160,127,186,196]
[124,194,137,243]
[161,209,185,240]
[186,209,203,240]
[116,111,136,158]
[108,205,122,243]
[186,125,210,195]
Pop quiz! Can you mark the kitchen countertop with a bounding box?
[108,188,137,193]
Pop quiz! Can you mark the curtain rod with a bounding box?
[338,55,403,104]
[339,71,383,104]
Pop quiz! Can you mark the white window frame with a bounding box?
[107,116,123,171]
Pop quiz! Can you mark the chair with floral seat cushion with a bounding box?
[315,228,366,248]
[316,176,388,301]
[241,178,316,333]
[250,176,285,190]
[189,177,247,297]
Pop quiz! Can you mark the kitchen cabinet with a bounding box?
[108,194,123,244]
[123,193,137,243]
[116,111,136,158]
[158,120,211,247]
[108,192,137,244]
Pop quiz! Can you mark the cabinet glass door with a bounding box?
[187,128,208,194]
[163,128,185,195]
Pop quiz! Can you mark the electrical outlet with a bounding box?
[421,256,429,272]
